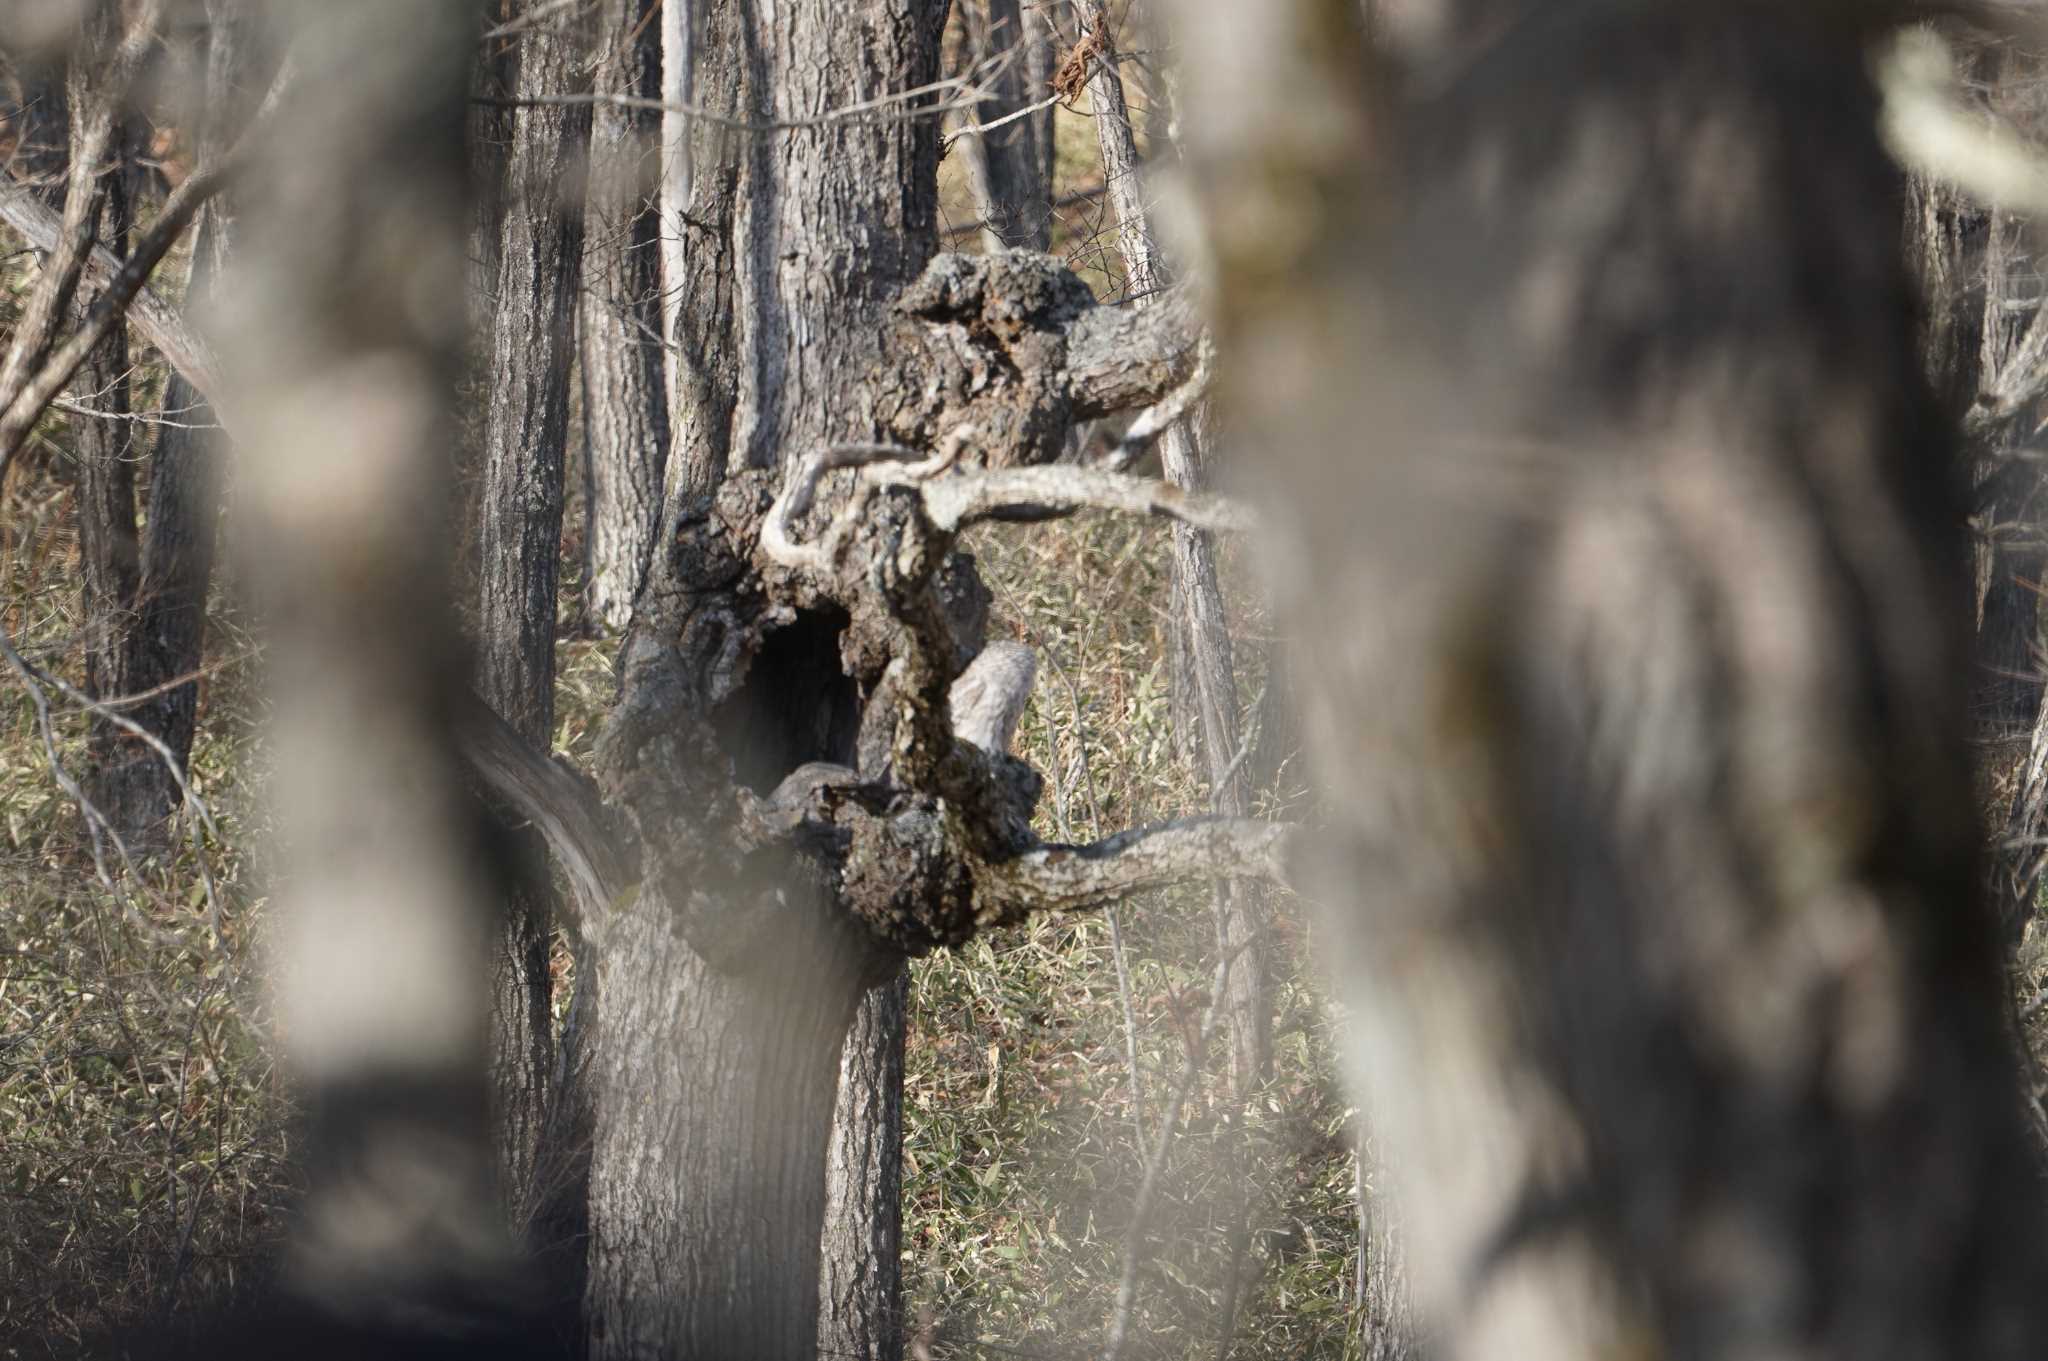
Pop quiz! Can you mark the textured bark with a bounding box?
[819,970,909,1361]
[1354,1126,1416,1361]
[581,0,670,633]
[475,0,591,1215]
[1904,39,2048,942]
[120,1,241,862]
[67,130,147,843]
[1970,192,2044,739]
[1171,4,2048,1359]
[583,2,951,1355]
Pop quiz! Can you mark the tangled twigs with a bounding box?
[762,422,1259,578]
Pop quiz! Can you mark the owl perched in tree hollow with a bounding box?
[948,641,1037,755]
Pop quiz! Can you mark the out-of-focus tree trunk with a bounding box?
[581,0,670,633]
[475,0,591,1217]
[221,0,544,1339]
[1167,4,2048,1360]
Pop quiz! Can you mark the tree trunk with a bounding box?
[581,0,671,633]
[222,0,537,1334]
[116,2,241,861]
[1970,195,2044,740]
[475,0,591,1214]
[583,2,949,1356]
[1354,1124,1415,1361]
[819,969,909,1361]
[71,151,146,842]
[1085,13,1270,1095]
[584,896,874,1358]
[1169,5,2048,1359]
[953,0,1052,253]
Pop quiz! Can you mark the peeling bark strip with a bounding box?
[1169,2,2048,1358]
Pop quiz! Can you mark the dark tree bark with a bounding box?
[1903,37,2048,942]
[953,0,1053,253]
[474,0,591,1214]
[118,1,240,859]
[69,136,146,837]
[581,0,670,633]
[19,25,222,856]
[1168,4,2048,1359]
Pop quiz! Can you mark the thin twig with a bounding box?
[1101,935,1258,1361]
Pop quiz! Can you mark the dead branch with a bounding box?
[457,696,638,942]
[0,182,226,404]
[978,817,1296,924]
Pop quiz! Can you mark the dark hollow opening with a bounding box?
[712,605,862,794]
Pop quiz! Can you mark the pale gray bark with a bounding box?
[819,970,909,1361]
[1167,4,2048,1360]
[474,0,591,1216]
[581,0,670,633]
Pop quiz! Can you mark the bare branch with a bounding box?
[1097,340,1213,472]
[978,817,1297,922]
[1064,285,1204,418]
[0,155,233,473]
[910,463,1259,535]
[0,182,227,404]
[457,696,637,941]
